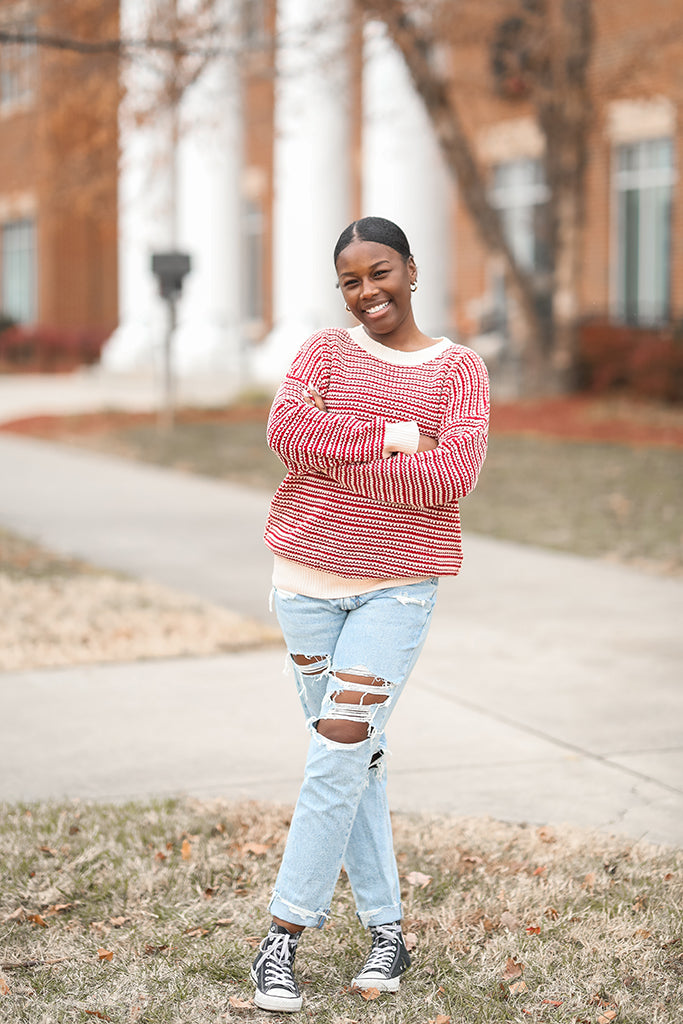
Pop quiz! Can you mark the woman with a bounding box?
[252,217,489,1012]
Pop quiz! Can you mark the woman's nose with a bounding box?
[360,277,378,298]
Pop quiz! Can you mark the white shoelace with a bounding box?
[359,923,402,975]
[255,932,299,992]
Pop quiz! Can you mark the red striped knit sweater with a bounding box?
[264,326,489,579]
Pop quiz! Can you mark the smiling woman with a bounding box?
[251,216,490,1014]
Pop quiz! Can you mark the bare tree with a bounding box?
[362,0,593,392]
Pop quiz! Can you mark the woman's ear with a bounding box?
[407,255,418,286]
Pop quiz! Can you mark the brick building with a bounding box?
[0,0,119,343]
[2,1,680,389]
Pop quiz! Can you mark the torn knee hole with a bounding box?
[291,653,328,675]
[330,671,394,707]
[316,718,370,744]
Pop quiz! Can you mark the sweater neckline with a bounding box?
[345,325,452,366]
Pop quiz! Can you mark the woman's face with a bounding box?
[335,239,416,339]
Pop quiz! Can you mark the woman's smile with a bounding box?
[363,299,391,318]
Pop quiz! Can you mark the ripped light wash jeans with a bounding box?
[269,578,438,930]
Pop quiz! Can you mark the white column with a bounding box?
[103,0,173,372]
[362,21,453,340]
[104,0,243,384]
[172,1,243,376]
[251,0,352,384]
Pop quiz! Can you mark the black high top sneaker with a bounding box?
[251,923,303,1012]
[351,921,411,992]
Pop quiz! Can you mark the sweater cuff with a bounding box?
[382,420,420,458]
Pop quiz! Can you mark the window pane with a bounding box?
[614,139,673,324]
[0,21,36,106]
[2,219,37,323]
[492,158,549,273]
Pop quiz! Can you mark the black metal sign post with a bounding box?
[151,252,192,432]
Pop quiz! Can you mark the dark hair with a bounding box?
[333,216,412,266]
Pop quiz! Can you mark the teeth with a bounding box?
[367,301,389,314]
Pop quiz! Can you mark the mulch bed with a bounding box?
[2,395,683,447]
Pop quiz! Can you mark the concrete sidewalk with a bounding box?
[1,431,682,847]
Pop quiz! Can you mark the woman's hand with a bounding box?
[302,385,327,412]
[418,433,438,452]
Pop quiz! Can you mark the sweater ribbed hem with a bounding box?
[272,556,430,599]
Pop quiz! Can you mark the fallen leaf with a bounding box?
[405,871,432,888]
[482,917,495,932]
[537,826,556,843]
[544,906,559,920]
[503,957,524,980]
[97,948,114,962]
[542,999,563,1007]
[143,943,169,955]
[597,1013,618,1024]
[109,916,128,927]
[84,1012,112,1021]
[185,927,209,938]
[214,918,233,927]
[0,978,9,996]
[526,925,541,935]
[583,872,596,891]
[433,1015,451,1023]
[27,914,47,928]
[38,845,58,856]
[359,987,381,1001]
[5,908,26,922]
[404,931,418,951]
[181,839,192,861]
[228,995,253,1008]
[533,865,547,876]
[245,936,262,948]
[633,929,652,939]
[154,851,167,862]
[47,904,74,916]
[204,887,215,899]
[509,980,528,994]
[241,842,270,856]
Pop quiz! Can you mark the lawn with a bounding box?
[5,396,681,575]
[1,799,681,1024]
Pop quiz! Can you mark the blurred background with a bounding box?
[0,0,681,842]
[0,0,681,398]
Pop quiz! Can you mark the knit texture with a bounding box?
[264,327,489,579]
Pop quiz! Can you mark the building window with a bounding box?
[242,200,263,330]
[0,20,36,109]
[614,137,675,324]
[491,157,550,273]
[1,218,37,323]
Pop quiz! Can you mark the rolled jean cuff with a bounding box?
[269,891,330,930]
[356,902,403,929]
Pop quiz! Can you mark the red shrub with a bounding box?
[578,319,683,403]
[0,325,108,373]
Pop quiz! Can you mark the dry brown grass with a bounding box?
[0,799,681,1023]
[0,527,281,672]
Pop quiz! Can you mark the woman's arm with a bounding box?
[266,331,415,474]
[325,350,489,508]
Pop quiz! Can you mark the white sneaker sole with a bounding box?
[351,974,402,993]
[250,969,303,1012]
